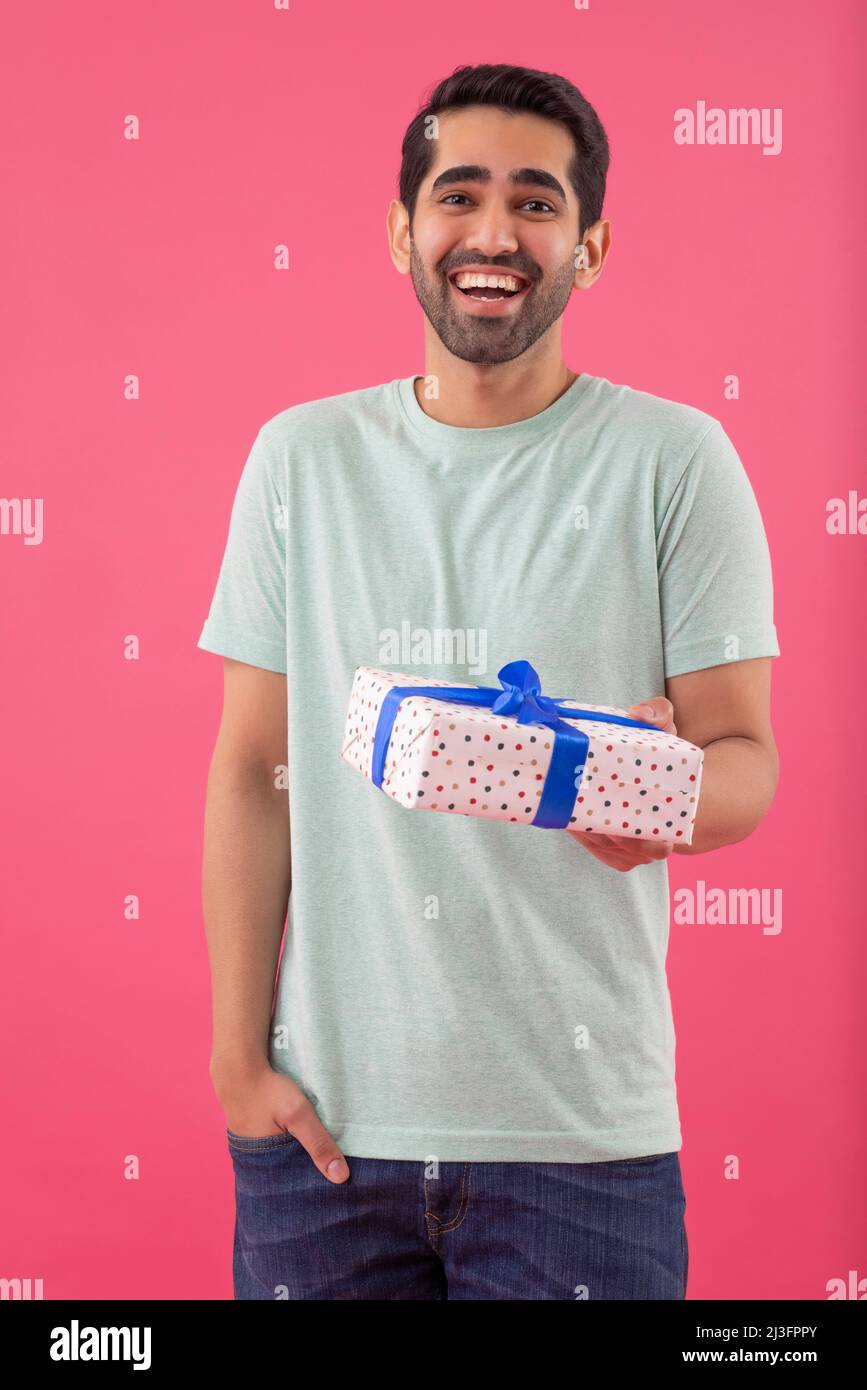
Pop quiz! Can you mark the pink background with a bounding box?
[2,0,864,1300]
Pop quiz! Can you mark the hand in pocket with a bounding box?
[213,1060,350,1184]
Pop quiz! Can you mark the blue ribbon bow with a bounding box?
[370,658,660,829]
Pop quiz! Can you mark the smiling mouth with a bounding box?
[447,269,531,301]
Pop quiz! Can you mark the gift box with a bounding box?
[340,658,704,843]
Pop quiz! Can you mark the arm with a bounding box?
[568,657,779,869]
[195,422,349,1179]
[666,655,779,854]
[203,657,290,1082]
[201,658,350,1182]
[570,418,781,872]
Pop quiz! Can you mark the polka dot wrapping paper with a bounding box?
[340,665,704,843]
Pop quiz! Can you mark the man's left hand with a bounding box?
[566,696,677,871]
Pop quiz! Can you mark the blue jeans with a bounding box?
[227,1130,689,1300]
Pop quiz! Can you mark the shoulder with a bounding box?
[583,373,722,462]
[256,380,396,452]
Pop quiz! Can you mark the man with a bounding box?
[198,63,780,1300]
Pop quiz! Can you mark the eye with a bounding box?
[438,193,556,214]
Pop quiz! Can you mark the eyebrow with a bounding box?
[429,165,568,203]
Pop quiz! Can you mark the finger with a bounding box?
[283,1108,350,1183]
[568,832,632,866]
[571,829,659,854]
[601,837,673,863]
[568,828,672,868]
[567,830,619,849]
[601,831,673,856]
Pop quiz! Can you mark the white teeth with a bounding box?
[453,271,524,292]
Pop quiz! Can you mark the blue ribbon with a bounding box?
[370,658,661,829]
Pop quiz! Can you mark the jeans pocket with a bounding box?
[226,1127,298,1152]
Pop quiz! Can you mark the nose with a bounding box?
[462,200,520,259]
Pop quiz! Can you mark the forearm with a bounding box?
[672,734,779,855]
[202,756,291,1080]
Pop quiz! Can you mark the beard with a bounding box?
[408,242,576,365]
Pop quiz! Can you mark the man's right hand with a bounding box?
[211,1059,350,1184]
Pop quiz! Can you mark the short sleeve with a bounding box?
[196,426,287,673]
[657,420,780,678]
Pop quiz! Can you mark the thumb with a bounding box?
[628,696,676,734]
[289,1113,351,1183]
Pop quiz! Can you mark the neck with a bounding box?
[414,330,578,428]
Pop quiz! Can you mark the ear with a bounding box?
[386,199,412,275]
[573,219,612,289]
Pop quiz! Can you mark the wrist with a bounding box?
[209,1053,271,1097]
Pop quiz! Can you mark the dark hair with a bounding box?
[399,64,610,239]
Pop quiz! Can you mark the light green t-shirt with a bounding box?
[197,371,780,1162]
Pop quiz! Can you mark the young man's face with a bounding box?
[404,105,584,365]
